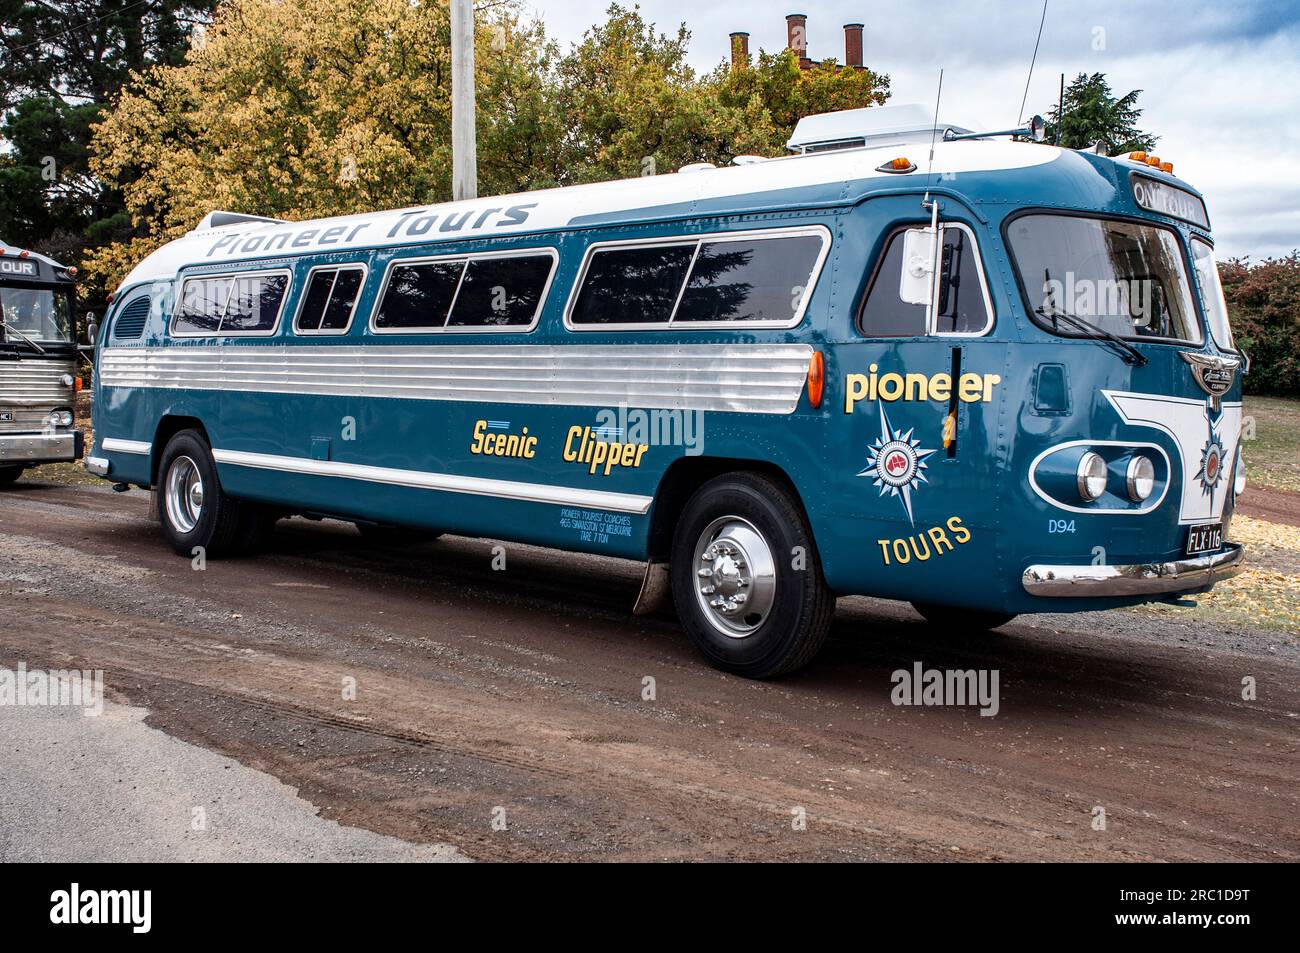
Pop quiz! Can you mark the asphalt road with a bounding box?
[1,481,1296,861]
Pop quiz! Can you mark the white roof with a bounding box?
[117,134,1060,293]
[787,103,978,152]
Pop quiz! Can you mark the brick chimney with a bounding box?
[843,23,863,69]
[729,31,750,68]
[786,13,808,63]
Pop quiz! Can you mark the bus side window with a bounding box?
[860,230,927,336]
[296,266,366,334]
[859,226,991,337]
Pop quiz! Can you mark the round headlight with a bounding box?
[60,373,75,388]
[1077,451,1107,501]
[46,409,73,428]
[1126,455,1155,502]
[1234,447,1246,497]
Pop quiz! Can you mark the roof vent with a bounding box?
[786,103,977,154]
[189,210,287,234]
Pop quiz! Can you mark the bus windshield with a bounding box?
[1006,214,1201,344]
[0,284,74,343]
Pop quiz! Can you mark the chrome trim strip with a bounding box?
[98,343,814,414]
[101,438,152,455]
[211,448,655,514]
[1022,543,1244,597]
[85,456,110,476]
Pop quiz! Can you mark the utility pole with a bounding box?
[451,0,478,201]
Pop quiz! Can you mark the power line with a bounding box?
[4,0,160,58]
[1017,0,1049,126]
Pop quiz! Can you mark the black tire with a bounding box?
[156,430,247,558]
[0,466,23,486]
[354,522,441,546]
[912,602,1016,631]
[670,472,834,679]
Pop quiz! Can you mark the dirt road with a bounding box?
[1,481,1296,861]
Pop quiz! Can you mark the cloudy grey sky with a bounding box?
[530,0,1300,260]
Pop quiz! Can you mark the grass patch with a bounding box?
[1138,515,1300,633]
[1242,395,1300,492]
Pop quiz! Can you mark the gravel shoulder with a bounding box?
[1,481,1297,862]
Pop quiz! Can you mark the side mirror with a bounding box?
[898,227,936,306]
[84,313,98,345]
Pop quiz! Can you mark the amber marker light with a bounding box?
[806,351,825,409]
[875,157,917,174]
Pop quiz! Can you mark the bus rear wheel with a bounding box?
[157,430,254,558]
[912,602,1016,631]
[0,466,23,486]
[671,472,834,679]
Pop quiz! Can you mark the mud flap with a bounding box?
[633,561,672,616]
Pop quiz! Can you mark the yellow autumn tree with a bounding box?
[88,0,560,287]
[87,1,890,291]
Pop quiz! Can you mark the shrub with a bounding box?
[1219,253,1300,396]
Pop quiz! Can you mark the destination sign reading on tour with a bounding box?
[1131,174,1210,229]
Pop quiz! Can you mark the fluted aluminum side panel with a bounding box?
[98,344,814,414]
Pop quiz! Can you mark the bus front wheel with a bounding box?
[157,430,255,558]
[0,466,23,486]
[671,472,834,679]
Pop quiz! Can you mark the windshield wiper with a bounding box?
[1037,268,1147,367]
[0,319,47,355]
[1035,304,1148,366]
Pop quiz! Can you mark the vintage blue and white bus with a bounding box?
[1,242,83,483]
[85,104,1246,677]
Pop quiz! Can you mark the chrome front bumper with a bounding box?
[0,431,80,465]
[1023,543,1245,597]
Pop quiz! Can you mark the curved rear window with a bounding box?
[1006,215,1201,344]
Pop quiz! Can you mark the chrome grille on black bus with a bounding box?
[0,358,74,433]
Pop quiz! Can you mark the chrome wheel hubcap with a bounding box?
[693,515,777,638]
[165,455,204,534]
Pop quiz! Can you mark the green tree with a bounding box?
[0,0,217,300]
[1045,72,1157,153]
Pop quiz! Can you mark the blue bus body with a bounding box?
[86,124,1245,675]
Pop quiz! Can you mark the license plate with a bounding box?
[1186,523,1224,556]
[0,412,12,422]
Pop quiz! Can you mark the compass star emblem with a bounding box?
[1196,421,1226,497]
[858,401,936,525]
